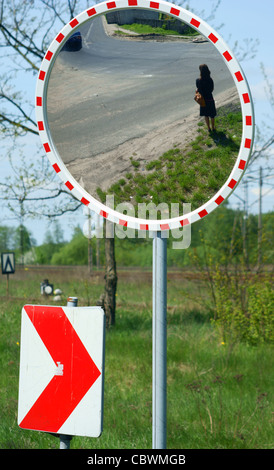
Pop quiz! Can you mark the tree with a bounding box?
[35,221,66,264]
[0,151,83,220]
[0,0,118,325]
[0,225,14,251]
[13,225,36,261]
[97,226,117,328]
[51,226,89,265]
[0,0,91,136]
[0,151,83,265]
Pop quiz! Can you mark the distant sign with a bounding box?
[1,252,15,275]
[18,305,105,437]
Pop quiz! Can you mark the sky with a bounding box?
[1,0,273,245]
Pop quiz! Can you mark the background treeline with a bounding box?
[1,204,273,268]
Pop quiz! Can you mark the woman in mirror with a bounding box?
[196,64,217,132]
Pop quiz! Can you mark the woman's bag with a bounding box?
[194,91,206,107]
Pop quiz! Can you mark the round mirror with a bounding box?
[36,1,254,231]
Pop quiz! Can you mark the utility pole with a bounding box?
[96,213,100,270]
[19,197,25,267]
[258,166,263,268]
[243,179,249,269]
[87,208,93,274]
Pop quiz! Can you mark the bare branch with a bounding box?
[27,201,83,219]
[40,0,67,27]
[0,92,37,126]
[0,113,38,135]
[250,134,274,165]
[0,19,44,64]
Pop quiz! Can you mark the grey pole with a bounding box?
[59,296,78,449]
[152,231,167,449]
[67,296,78,308]
[59,435,72,449]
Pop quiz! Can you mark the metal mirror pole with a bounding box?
[152,231,167,449]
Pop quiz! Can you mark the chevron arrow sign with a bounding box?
[18,305,105,437]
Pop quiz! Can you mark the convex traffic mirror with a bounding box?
[37,1,254,231]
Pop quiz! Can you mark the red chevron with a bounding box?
[19,305,101,433]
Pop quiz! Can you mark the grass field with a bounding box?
[97,106,242,215]
[114,23,199,37]
[0,266,273,449]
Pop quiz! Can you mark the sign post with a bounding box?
[1,252,15,296]
[152,232,167,449]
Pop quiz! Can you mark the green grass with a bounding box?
[97,104,242,216]
[114,23,199,37]
[0,267,273,449]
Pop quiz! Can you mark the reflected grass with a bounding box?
[98,104,242,215]
[114,22,199,37]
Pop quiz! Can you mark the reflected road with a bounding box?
[47,16,235,164]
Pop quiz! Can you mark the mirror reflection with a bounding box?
[47,9,241,218]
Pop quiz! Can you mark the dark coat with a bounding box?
[196,77,217,118]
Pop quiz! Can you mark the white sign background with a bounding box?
[18,305,105,437]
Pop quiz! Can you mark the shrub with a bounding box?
[212,268,274,346]
[51,230,88,265]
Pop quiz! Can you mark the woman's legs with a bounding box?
[205,116,210,130]
[205,116,216,131]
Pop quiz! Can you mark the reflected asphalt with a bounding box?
[47,16,235,164]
